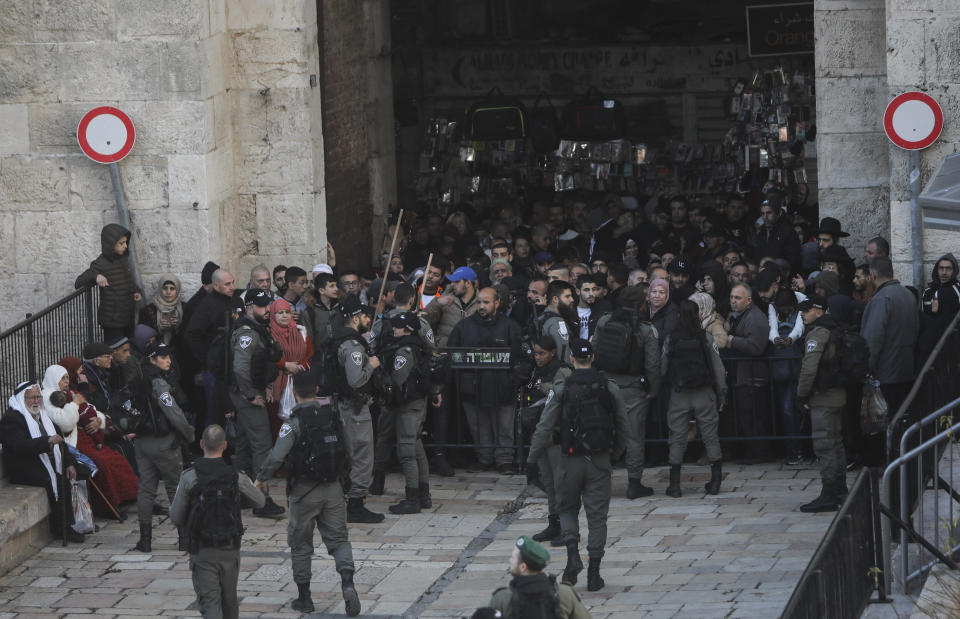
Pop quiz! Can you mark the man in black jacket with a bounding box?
[750,197,801,272]
[447,287,526,474]
[183,269,239,428]
[1,381,82,542]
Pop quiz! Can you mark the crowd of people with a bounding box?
[2,188,959,617]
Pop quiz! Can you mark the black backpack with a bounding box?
[290,404,348,483]
[315,332,366,398]
[529,93,561,154]
[107,386,145,434]
[561,86,628,141]
[560,369,615,455]
[667,333,714,390]
[383,341,431,405]
[186,474,243,553]
[823,326,870,387]
[593,311,646,375]
[508,574,561,619]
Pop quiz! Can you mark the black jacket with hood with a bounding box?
[75,224,139,329]
[919,253,960,361]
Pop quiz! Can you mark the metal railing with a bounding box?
[781,469,885,619]
[0,287,101,395]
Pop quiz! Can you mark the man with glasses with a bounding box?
[339,271,362,301]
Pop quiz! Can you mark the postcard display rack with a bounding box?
[412,71,814,209]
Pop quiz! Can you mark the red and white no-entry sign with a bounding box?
[883,92,943,150]
[77,106,135,163]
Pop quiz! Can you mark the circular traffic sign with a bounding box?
[883,92,943,150]
[77,106,135,163]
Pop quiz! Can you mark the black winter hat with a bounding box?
[201,261,220,285]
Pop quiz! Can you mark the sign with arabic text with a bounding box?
[746,3,814,57]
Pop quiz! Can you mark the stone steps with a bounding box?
[0,454,53,577]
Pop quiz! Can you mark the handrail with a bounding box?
[887,308,960,449]
[0,287,89,339]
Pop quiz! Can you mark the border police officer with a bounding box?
[797,293,848,513]
[171,424,264,619]
[255,372,361,616]
[527,340,628,591]
[488,536,590,619]
[229,289,285,518]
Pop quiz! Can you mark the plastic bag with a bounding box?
[861,379,888,435]
[71,480,95,534]
[279,380,296,420]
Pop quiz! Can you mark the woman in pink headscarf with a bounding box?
[265,298,314,439]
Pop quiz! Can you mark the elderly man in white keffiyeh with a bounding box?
[0,380,84,542]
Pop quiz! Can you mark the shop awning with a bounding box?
[920,153,960,231]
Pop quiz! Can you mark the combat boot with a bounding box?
[666,464,682,498]
[626,476,654,499]
[134,521,152,553]
[704,461,722,495]
[253,495,285,518]
[532,515,561,543]
[799,481,840,513]
[389,487,421,514]
[419,483,432,509]
[369,470,386,495]
[834,478,849,502]
[291,582,314,613]
[562,542,583,586]
[347,497,385,523]
[430,453,455,477]
[340,569,361,617]
[587,556,605,591]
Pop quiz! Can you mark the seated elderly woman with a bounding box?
[44,363,139,517]
[0,381,84,541]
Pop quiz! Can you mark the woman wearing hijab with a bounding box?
[266,298,314,439]
[689,292,729,349]
[648,278,679,347]
[53,360,140,514]
[138,274,184,345]
[0,381,83,541]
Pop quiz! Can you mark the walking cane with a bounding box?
[87,475,123,521]
[59,469,68,546]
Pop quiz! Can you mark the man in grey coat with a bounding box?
[860,256,919,419]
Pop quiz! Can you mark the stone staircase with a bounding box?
[0,453,53,576]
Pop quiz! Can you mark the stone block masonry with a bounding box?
[0,0,331,330]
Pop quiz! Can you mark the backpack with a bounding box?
[561,86,628,141]
[467,87,527,141]
[384,342,431,405]
[593,312,646,375]
[186,474,243,553]
[508,574,561,619]
[529,93,561,154]
[560,369,615,455]
[825,326,870,386]
[107,386,144,434]
[315,332,366,398]
[667,333,714,390]
[289,404,348,483]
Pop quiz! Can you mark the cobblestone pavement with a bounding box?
[0,463,845,618]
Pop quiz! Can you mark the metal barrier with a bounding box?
[0,287,101,394]
[781,469,885,619]
[424,346,809,457]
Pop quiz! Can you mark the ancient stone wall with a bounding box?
[0,0,328,330]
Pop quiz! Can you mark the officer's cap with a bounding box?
[571,339,593,359]
[244,289,271,307]
[292,371,317,393]
[515,536,549,571]
[390,311,420,333]
[340,296,370,317]
[619,285,646,309]
[797,293,828,312]
[146,342,173,358]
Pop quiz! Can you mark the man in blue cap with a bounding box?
[487,536,591,618]
[423,266,480,348]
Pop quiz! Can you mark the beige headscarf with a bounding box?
[152,273,183,342]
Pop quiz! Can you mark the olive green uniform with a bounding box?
[336,334,376,499]
[661,332,727,466]
[797,318,846,486]
[527,375,628,558]
[527,364,571,519]
[386,341,436,489]
[489,576,591,619]
[229,320,276,480]
[370,309,436,472]
[256,403,355,584]
[170,463,265,619]
[593,313,660,480]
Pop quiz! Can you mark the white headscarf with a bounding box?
[9,382,63,499]
[41,365,79,447]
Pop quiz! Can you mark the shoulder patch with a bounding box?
[158,392,173,407]
[351,351,363,367]
[394,355,407,371]
[544,389,555,406]
[239,334,253,349]
[278,423,293,438]
[557,321,568,337]
[806,340,818,352]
